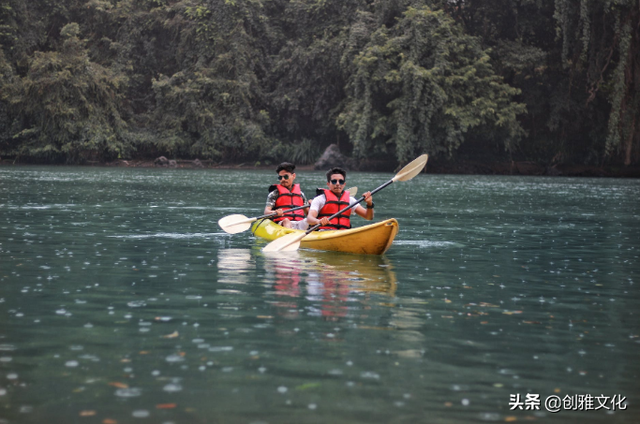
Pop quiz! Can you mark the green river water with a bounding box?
[0,166,638,424]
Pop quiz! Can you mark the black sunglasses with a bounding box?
[277,174,290,180]
[330,179,345,185]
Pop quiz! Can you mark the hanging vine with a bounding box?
[554,0,639,164]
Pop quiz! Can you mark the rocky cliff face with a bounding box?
[314,144,357,171]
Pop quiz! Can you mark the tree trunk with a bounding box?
[624,114,636,166]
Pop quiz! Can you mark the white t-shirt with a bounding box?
[309,194,360,214]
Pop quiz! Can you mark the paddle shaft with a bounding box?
[304,181,392,235]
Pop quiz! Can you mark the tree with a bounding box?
[338,5,525,163]
[266,0,367,151]
[6,23,131,163]
[554,0,640,166]
[450,0,640,166]
[141,0,275,161]
[2,0,635,169]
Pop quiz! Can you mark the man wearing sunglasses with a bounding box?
[264,162,309,230]
[307,167,373,230]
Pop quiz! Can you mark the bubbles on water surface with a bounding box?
[165,354,184,363]
[478,412,502,421]
[115,388,141,397]
[163,383,182,392]
[360,371,380,380]
[132,409,150,418]
[208,346,233,353]
[394,240,463,249]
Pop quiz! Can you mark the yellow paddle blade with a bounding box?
[392,154,428,182]
[262,232,306,252]
[218,214,255,234]
[347,187,357,196]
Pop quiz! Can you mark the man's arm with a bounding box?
[306,196,328,226]
[354,192,374,220]
[264,191,284,216]
[307,208,320,226]
[264,206,285,216]
[301,192,310,216]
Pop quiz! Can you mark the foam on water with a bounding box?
[108,232,223,239]
[393,240,463,248]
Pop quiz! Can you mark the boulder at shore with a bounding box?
[314,144,356,170]
[154,156,177,168]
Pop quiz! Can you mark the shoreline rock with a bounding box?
[314,144,357,171]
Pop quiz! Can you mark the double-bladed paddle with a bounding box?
[218,187,358,234]
[262,154,428,252]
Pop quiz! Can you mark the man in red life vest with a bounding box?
[264,162,310,230]
[307,167,373,230]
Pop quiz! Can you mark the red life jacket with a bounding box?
[270,183,305,222]
[317,188,352,230]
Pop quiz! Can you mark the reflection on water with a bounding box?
[217,248,254,285]
[217,249,397,321]
[268,251,397,321]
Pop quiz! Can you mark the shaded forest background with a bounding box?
[0,0,638,172]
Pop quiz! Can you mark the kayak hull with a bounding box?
[251,218,399,255]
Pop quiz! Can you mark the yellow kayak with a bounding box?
[251,218,399,255]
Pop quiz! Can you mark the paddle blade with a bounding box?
[393,154,428,182]
[262,232,305,252]
[347,186,357,197]
[218,214,254,234]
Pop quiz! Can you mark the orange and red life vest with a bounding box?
[317,188,352,230]
[270,184,305,222]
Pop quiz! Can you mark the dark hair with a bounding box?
[326,167,346,182]
[276,162,296,174]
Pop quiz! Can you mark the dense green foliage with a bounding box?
[338,5,525,163]
[446,0,640,166]
[0,0,638,166]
